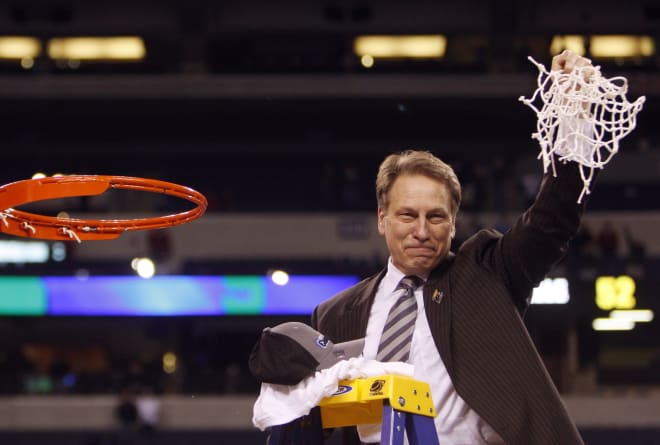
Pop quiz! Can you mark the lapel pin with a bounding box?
[432,289,444,304]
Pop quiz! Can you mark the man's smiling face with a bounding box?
[378,174,455,276]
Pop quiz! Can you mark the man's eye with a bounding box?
[399,213,414,221]
[429,215,446,223]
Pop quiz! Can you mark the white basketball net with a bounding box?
[519,56,645,203]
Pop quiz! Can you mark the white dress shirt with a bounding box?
[358,258,504,444]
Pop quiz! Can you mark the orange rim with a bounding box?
[0,175,207,241]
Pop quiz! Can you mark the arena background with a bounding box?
[1,0,660,443]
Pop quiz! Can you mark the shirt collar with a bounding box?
[384,257,427,295]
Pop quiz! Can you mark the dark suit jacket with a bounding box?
[312,161,586,445]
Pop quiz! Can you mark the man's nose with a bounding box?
[413,217,430,239]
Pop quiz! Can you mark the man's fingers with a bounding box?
[551,49,575,71]
[551,49,594,77]
[582,66,596,82]
[551,51,567,71]
[564,50,580,72]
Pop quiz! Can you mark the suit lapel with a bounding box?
[343,268,386,340]
[424,253,455,374]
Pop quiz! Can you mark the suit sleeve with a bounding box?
[482,159,588,311]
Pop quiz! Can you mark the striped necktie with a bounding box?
[376,275,423,362]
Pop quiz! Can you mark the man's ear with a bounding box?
[377,207,386,235]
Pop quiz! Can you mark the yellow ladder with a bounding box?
[267,374,440,444]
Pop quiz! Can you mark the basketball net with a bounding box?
[519,56,645,203]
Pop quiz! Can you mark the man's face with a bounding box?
[378,174,455,276]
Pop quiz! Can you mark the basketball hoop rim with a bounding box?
[0,175,208,241]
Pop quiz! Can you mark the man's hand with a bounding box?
[551,49,595,81]
[551,49,596,113]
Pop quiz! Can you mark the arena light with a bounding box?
[592,317,634,331]
[551,35,656,59]
[48,36,146,61]
[0,240,49,263]
[0,36,41,59]
[162,352,177,374]
[360,54,374,68]
[590,35,655,58]
[131,257,156,279]
[530,277,569,304]
[609,309,654,323]
[51,242,67,262]
[354,35,447,59]
[550,35,586,56]
[269,269,290,286]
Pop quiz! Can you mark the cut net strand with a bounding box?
[519,56,645,203]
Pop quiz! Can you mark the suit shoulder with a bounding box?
[317,274,375,312]
[457,228,502,257]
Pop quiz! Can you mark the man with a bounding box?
[312,50,593,445]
